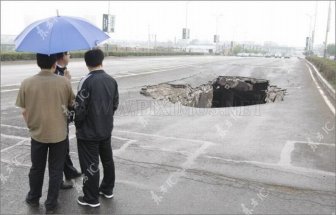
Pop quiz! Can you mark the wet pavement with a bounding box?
[1,56,335,214]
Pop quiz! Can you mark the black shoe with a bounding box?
[45,207,56,214]
[45,202,58,214]
[60,180,73,189]
[77,196,100,207]
[25,195,39,207]
[99,191,114,199]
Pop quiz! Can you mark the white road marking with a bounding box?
[181,141,213,169]
[115,179,157,191]
[1,124,28,130]
[1,139,28,153]
[0,132,76,153]
[1,133,29,141]
[114,140,137,156]
[276,140,335,175]
[113,129,215,145]
[1,159,31,168]
[306,64,335,115]
[112,135,133,141]
[1,89,20,93]
[0,83,21,87]
[278,141,295,166]
[204,154,335,177]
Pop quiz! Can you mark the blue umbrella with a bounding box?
[14,15,110,55]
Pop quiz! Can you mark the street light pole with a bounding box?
[323,0,331,58]
[311,1,318,54]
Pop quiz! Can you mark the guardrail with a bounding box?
[305,59,335,101]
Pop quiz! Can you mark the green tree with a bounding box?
[327,44,335,56]
[232,45,243,55]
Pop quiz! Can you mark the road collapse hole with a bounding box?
[140,76,287,108]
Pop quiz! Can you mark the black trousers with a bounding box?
[27,138,67,209]
[63,135,79,180]
[77,136,115,204]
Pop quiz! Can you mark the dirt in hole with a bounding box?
[140,76,287,108]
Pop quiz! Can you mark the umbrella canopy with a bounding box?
[14,15,110,55]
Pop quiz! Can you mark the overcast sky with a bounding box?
[1,1,335,47]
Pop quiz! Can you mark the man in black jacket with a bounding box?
[74,49,119,207]
[55,52,81,189]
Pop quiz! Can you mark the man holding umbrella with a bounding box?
[14,15,111,212]
[55,51,82,189]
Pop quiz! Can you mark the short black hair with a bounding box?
[55,52,68,60]
[84,49,104,67]
[36,53,57,69]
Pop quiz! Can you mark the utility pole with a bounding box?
[323,0,331,58]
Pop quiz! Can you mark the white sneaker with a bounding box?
[77,196,100,207]
[99,191,114,199]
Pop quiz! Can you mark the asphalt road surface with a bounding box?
[1,56,335,214]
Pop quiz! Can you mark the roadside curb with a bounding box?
[305,59,336,101]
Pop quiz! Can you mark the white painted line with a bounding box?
[306,64,335,115]
[113,129,215,145]
[115,179,157,191]
[294,141,335,147]
[1,89,19,93]
[1,133,29,141]
[1,83,21,87]
[278,140,335,167]
[1,130,76,153]
[278,141,295,166]
[138,145,193,157]
[1,139,28,153]
[182,141,213,169]
[112,135,134,141]
[114,140,137,156]
[1,159,31,168]
[204,155,335,177]
[1,124,28,130]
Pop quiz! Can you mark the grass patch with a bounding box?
[306,56,336,89]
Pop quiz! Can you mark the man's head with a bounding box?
[84,49,104,69]
[36,53,57,70]
[55,51,70,67]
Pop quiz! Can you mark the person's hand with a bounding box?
[64,69,71,80]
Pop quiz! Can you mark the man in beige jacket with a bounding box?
[16,53,75,214]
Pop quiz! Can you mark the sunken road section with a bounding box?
[140,76,287,108]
